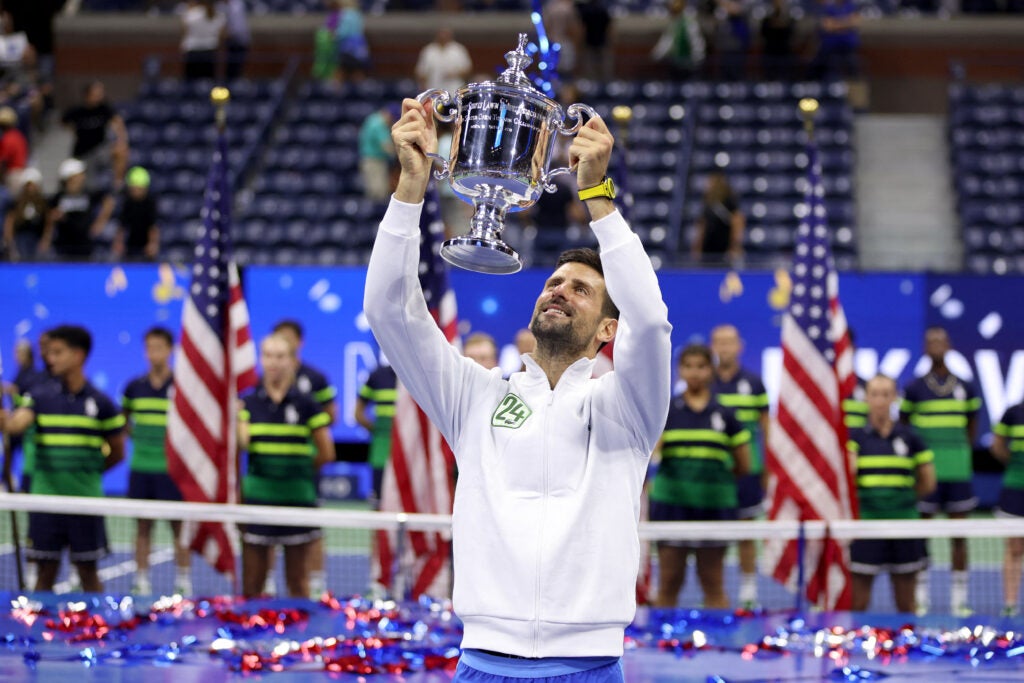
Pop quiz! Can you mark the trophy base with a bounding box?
[441,236,522,275]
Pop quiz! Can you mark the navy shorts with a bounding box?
[917,480,977,515]
[649,500,737,548]
[995,486,1024,518]
[128,471,182,502]
[736,474,765,519]
[850,537,928,576]
[27,512,109,563]
[241,500,322,547]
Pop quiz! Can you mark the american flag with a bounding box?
[762,135,858,611]
[166,127,257,581]
[376,186,458,599]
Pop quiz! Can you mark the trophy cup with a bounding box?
[417,34,598,274]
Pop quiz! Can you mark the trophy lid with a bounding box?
[496,33,541,93]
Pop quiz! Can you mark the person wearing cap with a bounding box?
[113,166,159,261]
[3,167,46,261]
[45,158,115,260]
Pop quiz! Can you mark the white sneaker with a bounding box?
[262,575,276,596]
[173,579,193,596]
[132,577,153,595]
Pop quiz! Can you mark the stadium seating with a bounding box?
[949,83,1024,274]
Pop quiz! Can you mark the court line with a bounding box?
[53,548,175,594]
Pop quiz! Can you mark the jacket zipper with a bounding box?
[533,389,554,656]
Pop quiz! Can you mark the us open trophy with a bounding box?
[417,34,597,274]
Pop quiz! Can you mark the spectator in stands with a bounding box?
[710,0,751,80]
[61,81,129,193]
[415,27,472,95]
[992,401,1024,617]
[810,0,860,81]
[0,10,36,91]
[575,0,614,82]
[239,333,334,599]
[464,332,499,370]
[221,0,250,81]
[691,171,745,267]
[760,0,796,80]
[180,0,225,81]
[358,103,397,203]
[4,0,61,82]
[849,374,935,614]
[46,158,115,261]
[651,0,705,80]
[334,0,369,84]
[650,344,751,609]
[0,105,27,218]
[543,0,583,78]
[0,324,126,593]
[3,167,45,261]
[355,361,397,510]
[112,166,159,261]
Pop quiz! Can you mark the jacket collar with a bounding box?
[521,353,597,389]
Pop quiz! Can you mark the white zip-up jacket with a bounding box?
[364,197,672,658]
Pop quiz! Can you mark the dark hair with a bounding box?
[48,325,93,358]
[679,343,713,365]
[272,319,304,340]
[555,248,620,320]
[144,326,174,346]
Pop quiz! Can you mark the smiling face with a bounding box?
[529,261,616,359]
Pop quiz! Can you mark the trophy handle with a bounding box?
[416,88,458,180]
[543,103,599,191]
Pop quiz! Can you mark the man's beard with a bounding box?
[530,311,590,359]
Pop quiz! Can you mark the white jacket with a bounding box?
[364,198,672,658]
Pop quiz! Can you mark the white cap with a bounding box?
[18,167,43,188]
[59,158,86,180]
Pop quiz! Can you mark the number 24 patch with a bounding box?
[491,393,532,429]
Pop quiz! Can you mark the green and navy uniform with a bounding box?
[122,375,181,501]
[848,422,933,576]
[296,362,337,411]
[23,381,125,562]
[843,376,868,431]
[901,372,981,514]
[10,368,57,493]
[240,386,330,545]
[650,395,750,547]
[995,403,1024,518]
[358,364,397,501]
[712,368,768,518]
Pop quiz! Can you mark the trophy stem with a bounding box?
[440,187,522,274]
[469,195,511,242]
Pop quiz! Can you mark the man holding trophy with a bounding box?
[364,36,671,680]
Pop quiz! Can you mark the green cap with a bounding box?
[126,166,151,188]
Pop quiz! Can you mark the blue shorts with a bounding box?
[917,480,977,515]
[736,473,764,519]
[649,500,737,548]
[241,500,321,546]
[128,471,182,502]
[850,537,928,576]
[996,486,1024,518]
[455,653,623,682]
[27,512,109,563]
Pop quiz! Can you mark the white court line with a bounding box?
[53,548,175,594]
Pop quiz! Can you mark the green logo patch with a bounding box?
[491,393,533,429]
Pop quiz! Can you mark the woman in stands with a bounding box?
[238,334,335,598]
[180,0,225,81]
[691,171,745,267]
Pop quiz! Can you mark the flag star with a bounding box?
[206,304,218,317]
[794,284,806,297]
[810,305,822,318]
[208,286,219,297]
[815,226,827,238]
[824,348,835,361]
[210,247,220,259]
[192,283,202,295]
[795,263,807,277]
[195,245,205,257]
[193,264,203,276]
[811,285,823,298]
[792,304,805,316]
[797,244,809,256]
[808,325,820,338]
[210,266,220,278]
[812,265,825,278]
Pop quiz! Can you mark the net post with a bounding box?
[795,521,806,613]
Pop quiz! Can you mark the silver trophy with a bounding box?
[418,34,597,274]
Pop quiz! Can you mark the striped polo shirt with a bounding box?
[241,386,330,505]
[296,362,337,410]
[121,375,172,474]
[849,422,933,520]
[996,403,1024,492]
[842,377,868,430]
[712,367,768,474]
[651,396,750,509]
[900,372,980,482]
[358,364,397,470]
[24,381,126,497]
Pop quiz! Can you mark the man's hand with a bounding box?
[392,98,439,204]
[570,115,616,221]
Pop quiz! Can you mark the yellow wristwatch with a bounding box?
[578,177,616,201]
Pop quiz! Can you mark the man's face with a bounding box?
[925,329,950,362]
[529,262,612,357]
[865,376,896,421]
[260,337,295,384]
[145,335,172,369]
[47,339,82,379]
[275,327,302,355]
[85,83,104,106]
[680,353,712,391]
[710,326,742,367]
[465,340,497,369]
